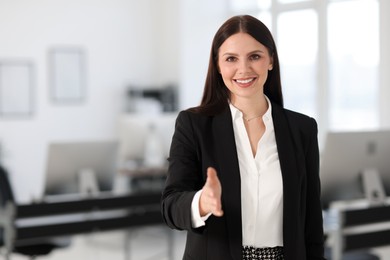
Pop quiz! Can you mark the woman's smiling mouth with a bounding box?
[234,77,256,87]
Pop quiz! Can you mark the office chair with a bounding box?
[0,165,70,259]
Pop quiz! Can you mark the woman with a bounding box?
[161,15,325,260]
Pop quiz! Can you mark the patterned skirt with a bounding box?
[242,246,284,260]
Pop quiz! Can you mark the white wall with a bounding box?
[0,0,182,202]
[1,0,390,203]
[178,0,230,109]
[380,0,390,128]
[0,0,231,203]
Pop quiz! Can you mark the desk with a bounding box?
[324,197,390,260]
[118,166,167,193]
[0,191,172,260]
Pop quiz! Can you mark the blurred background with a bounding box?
[0,0,390,259]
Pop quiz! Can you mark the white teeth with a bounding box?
[236,78,254,84]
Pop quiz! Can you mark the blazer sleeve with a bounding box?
[161,111,205,233]
[304,118,325,259]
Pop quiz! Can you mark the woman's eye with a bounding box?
[250,54,261,60]
[226,57,237,62]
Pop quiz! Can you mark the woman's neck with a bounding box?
[231,95,268,119]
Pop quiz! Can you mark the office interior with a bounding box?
[1,0,390,259]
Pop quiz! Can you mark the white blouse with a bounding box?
[191,96,283,247]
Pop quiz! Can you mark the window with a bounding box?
[328,0,379,130]
[278,0,311,3]
[278,9,318,118]
[230,0,380,134]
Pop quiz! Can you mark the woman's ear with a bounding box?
[269,55,274,71]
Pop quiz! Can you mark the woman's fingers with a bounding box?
[200,167,223,217]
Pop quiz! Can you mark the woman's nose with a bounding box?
[237,60,252,73]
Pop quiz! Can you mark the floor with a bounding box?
[3,225,390,260]
[4,225,186,260]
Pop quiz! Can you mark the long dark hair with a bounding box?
[191,15,283,115]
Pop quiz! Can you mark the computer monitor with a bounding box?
[44,140,119,196]
[117,113,177,168]
[320,130,390,209]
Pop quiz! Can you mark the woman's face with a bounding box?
[218,32,273,103]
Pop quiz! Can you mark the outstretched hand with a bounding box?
[199,167,223,217]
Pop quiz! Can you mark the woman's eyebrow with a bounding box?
[221,50,265,57]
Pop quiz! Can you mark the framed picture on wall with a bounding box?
[0,61,34,117]
[49,47,86,103]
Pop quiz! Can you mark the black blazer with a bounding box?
[161,102,325,260]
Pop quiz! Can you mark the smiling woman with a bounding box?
[161,15,325,260]
[218,32,273,109]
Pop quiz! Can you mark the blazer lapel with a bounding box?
[213,106,242,260]
[272,103,299,188]
[210,104,300,260]
[271,103,300,256]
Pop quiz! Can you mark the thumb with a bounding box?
[206,167,219,185]
[204,167,223,217]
